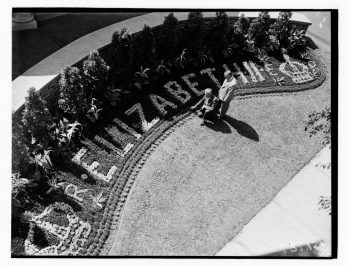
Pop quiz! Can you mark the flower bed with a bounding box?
[12,12,328,256]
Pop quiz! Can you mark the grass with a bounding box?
[108,51,330,255]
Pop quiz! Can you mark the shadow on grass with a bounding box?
[205,118,232,134]
[223,116,259,142]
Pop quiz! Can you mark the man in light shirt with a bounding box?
[218,70,237,119]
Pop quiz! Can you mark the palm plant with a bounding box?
[299,50,311,60]
[52,118,82,148]
[155,60,170,76]
[34,149,53,171]
[45,176,66,194]
[12,173,38,208]
[272,76,285,86]
[288,29,307,51]
[103,83,123,107]
[257,48,270,64]
[90,191,107,209]
[87,98,103,122]
[66,121,82,142]
[198,50,208,64]
[134,66,151,89]
[175,48,188,69]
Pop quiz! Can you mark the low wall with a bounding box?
[12,11,312,116]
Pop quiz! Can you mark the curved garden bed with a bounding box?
[11,11,328,256]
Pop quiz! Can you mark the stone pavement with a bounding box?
[216,145,332,257]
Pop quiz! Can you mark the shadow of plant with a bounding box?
[223,116,259,142]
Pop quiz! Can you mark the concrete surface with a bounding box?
[216,146,331,257]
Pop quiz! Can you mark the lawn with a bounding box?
[107,50,331,256]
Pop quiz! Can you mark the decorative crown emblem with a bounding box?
[279,54,314,84]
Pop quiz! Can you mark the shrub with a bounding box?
[22,87,53,146]
[110,27,134,80]
[206,12,229,56]
[82,50,110,100]
[180,12,204,56]
[12,114,30,173]
[305,106,331,147]
[268,11,293,51]
[288,28,307,53]
[246,12,271,54]
[158,13,179,60]
[229,14,251,51]
[58,66,87,119]
[133,25,156,67]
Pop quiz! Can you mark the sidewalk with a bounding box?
[216,146,332,257]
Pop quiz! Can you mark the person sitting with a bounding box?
[190,88,219,126]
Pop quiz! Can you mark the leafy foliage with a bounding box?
[268,11,305,52]
[155,59,170,76]
[111,27,134,78]
[180,12,204,56]
[51,118,82,149]
[158,13,179,60]
[82,50,110,100]
[134,66,151,89]
[318,196,331,215]
[87,98,103,122]
[229,14,251,51]
[133,25,156,67]
[288,28,307,52]
[58,67,87,119]
[12,114,30,173]
[206,12,229,56]
[12,173,39,208]
[246,12,271,54]
[305,106,331,147]
[175,48,188,70]
[90,191,107,209]
[22,87,53,147]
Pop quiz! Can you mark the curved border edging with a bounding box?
[93,49,329,256]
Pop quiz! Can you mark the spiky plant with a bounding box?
[90,191,107,209]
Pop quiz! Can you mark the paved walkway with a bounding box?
[216,146,331,257]
[12,12,145,80]
[12,12,234,112]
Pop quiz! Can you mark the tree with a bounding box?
[268,11,293,51]
[22,87,53,146]
[58,66,87,119]
[206,12,229,56]
[180,12,204,56]
[110,26,134,82]
[133,25,156,67]
[246,12,271,54]
[12,114,30,173]
[158,13,179,60]
[229,14,251,51]
[82,50,110,100]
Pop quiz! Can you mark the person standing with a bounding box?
[218,70,237,119]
